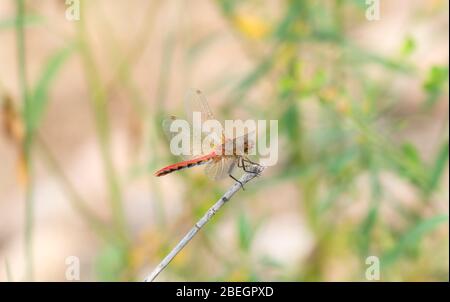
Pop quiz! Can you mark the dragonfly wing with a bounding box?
[162,116,197,160]
[160,90,225,163]
[184,89,224,152]
[184,89,215,123]
[162,116,177,141]
[205,157,237,180]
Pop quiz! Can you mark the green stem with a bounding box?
[5,259,13,281]
[16,0,34,281]
[76,2,127,244]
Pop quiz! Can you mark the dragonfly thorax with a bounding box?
[218,135,251,157]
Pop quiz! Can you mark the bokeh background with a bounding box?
[0,0,448,281]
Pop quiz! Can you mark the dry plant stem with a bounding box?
[144,164,265,282]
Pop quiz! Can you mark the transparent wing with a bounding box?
[161,90,226,161]
[184,89,224,151]
[204,157,237,180]
[184,89,215,123]
[161,114,222,160]
[162,116,196,160]
[162,116,179,141]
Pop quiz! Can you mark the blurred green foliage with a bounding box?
[2,0,448,281]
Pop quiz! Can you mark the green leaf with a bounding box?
[401,143,422,165]
[26,44,75,136]
[358,204,379,255]
[95,242,128,281]
[382,214,449,267]
[423,65,449,107]
[327,148,358,175]
[237,213,253,251]
[391,143,427,188]
[281,103,300,142]
[400,36,416,57]
[274,1,307,40]
[425,140,449,196]
[217,0,239,16]
[424,66,449,93]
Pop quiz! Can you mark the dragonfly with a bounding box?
[154,90,259,188]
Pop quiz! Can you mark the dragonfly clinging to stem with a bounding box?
[154,90,260,189]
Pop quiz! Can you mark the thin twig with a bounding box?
[144,164,265,282]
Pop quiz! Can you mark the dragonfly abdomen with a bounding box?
[155,154,215,177]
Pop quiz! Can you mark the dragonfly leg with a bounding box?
[238,157,251,172]
[237,157,244,168]
[242,157,260,166]
[241,157,261,175]
[229,173,245,190]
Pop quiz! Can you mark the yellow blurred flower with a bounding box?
[171,246,189,268]
[229,268,248,281]
[233,13,270,40]
[129,230,161,269]
[336,98,350,115]
[319,87,338,103]
[17,153,28,186]
[1,94,27,186]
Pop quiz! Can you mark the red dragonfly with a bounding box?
[154,90,259,187]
